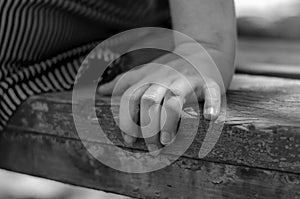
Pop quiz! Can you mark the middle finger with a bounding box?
[140,83,169,152]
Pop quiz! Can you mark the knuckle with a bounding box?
[164,96,182,111]
[168,87,183,97]
[141,94,161,105]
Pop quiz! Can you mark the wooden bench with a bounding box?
[0,73,299,199]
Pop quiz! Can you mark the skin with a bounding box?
[99,0,236,151]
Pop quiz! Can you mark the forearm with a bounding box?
[169,0,237,89]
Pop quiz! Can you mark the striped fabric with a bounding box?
[0,0,170,130]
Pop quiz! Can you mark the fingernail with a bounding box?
[161,131,172,145]
[124,135,135,145]
[204,107,215,120]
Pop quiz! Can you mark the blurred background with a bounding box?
[0,170,130,199]
[236,0,300,39]
[1,0,300,198]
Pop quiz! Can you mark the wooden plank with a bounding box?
[1,74,300,198]
[1,129,300,199]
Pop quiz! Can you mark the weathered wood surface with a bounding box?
[1,74,300,199]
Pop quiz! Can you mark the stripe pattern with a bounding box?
[0,0,168,130]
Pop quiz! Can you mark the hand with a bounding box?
[98,43,224,152]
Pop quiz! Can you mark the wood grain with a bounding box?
[1,74,300,198]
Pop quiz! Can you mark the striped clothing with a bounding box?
[0,0,170,130]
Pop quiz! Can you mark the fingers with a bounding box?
[203,80,221,120]
[119,83,150,145]
[140,84,168,152]
[117,75,221,149]
[159,77,222,145]
[160,77,197,145]
[99,58,222,150]
[160,95,182,145]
